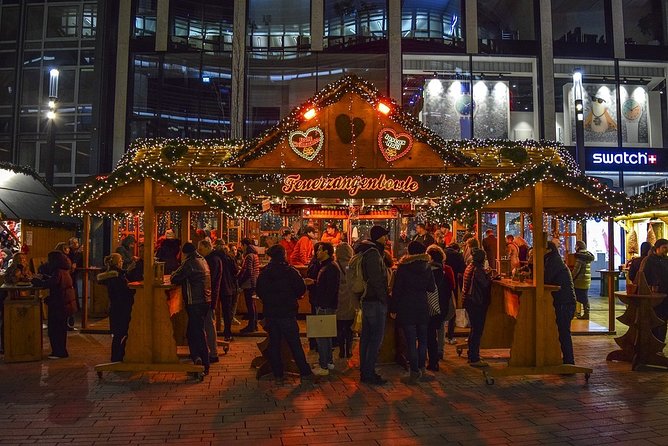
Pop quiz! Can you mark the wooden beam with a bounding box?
[532,182,547,366]
[82,214,90,329]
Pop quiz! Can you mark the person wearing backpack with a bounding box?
[352,225,391,385]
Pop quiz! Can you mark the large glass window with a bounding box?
[248,0,310,51]
[0,6,19,41]
[552,0,611,57]
[47,5,79,39]
[129,53,232,140]
[25,6,44,41]
[133,0,157,38]
[171,1,233,52]
[554,60,666,150]
[401,0,463,52]
[245,52,387,138]
[324,0,386,50]
[403,55,537,141]
[82,4,97,38]
[477,0,536,55]
[623,0,667,59]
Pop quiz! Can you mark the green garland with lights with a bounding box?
[54,162,260,219]
[427,163,630,222]
[624,187,668,214]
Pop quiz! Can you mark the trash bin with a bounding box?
[599,272,620,297]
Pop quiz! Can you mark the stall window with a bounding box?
[552,0,611,58]
[401,0,463,52]
[324,0,386,50]
[477,0,536,55]
[248,0,310,52]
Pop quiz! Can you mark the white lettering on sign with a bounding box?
[383,133,407,151]
[591,152,657,165]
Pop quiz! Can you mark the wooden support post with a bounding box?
[608,218,616,332]
[497,211,505,271]
[532,182,547,367]
[81,214,91,329]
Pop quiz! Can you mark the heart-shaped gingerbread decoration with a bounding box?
[335,114,366,143]
[378,128,413,162]
[289,126,324,161]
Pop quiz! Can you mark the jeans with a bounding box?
[243,288,257,329]
[554,302,576,364]
[186,303,210,370]
[204,307,218,358]
[464,302,488,363]
[427,316,442,369]
[575,288,589,306]
[221,294,234,337]
[402,322,428,373]
[359,300,387,379]
[109,298,132,362]
[266,317,312,378]
[315,307,335,368]
[337,319,353,357]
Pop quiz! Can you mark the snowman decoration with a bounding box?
[584,93,617,133]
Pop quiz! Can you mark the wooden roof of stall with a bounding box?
[618,186,668,218]
[429,164,631,221]
[117,75,568,175]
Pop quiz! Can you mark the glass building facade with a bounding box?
[0,0,667,192]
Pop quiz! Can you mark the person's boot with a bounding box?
[576,305,590,320]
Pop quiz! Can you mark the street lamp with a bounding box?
[45,68,59,185]
[573,69,585,170]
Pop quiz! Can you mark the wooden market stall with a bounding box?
[0,163,79,265]
[55,74,627,379]
[432,166,629,383]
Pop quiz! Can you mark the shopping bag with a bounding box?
[306,314,337,338]
[351,309,363,333]
[455,308,470,328]
[427,289,441,317]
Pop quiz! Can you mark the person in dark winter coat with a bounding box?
[198,239,222,363]
[391,241,437,383]
[335,243,357,359]
[544,241,576,365]
[237,239,260,333]
[97,253,135,362]
[462,248,492,367]
[213,240,238,341]
[116,235,137,269]
[156,230,181,274]
[305,242,340,375]
[572,240,595,320]
[426,245,455,371]
[170,242,212,374]
[42,250,76,359]
[354,226,391,385]
[256,244,314,382]
[639,239,668,342]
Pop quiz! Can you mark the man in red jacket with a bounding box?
[290,226,317,266]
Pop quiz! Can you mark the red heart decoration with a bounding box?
[289,127,324,161]
[378,128,413,162]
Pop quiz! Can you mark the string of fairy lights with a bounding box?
[53,74,636,226]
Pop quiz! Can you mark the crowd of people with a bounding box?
[7,219,657,388]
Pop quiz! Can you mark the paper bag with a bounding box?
[306,314,337,338]
[455,308,470,328]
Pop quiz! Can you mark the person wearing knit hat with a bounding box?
[369,225,389,242]
[165,229,176,239]
[170,240,212,375]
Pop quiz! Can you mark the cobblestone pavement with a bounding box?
[1,332,668,446]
